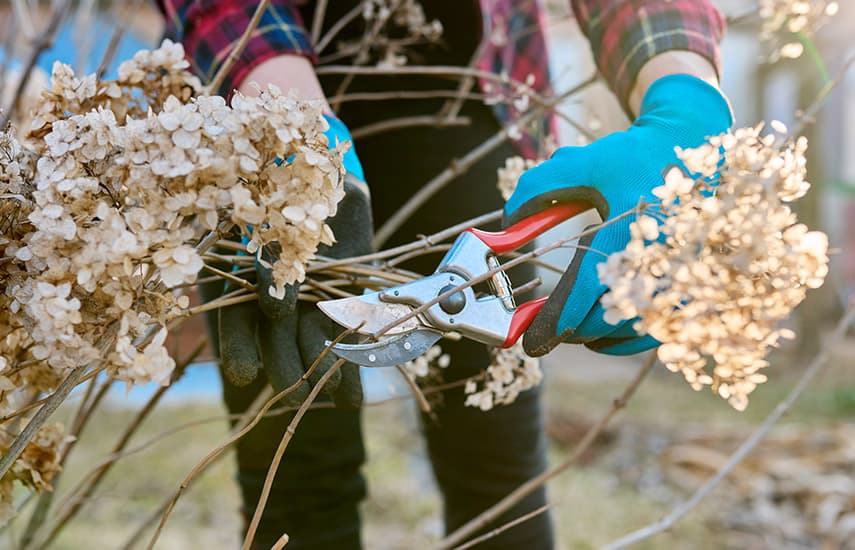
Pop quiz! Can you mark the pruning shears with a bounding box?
[317,203,589,367]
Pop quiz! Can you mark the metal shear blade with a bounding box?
[317,292,420,336]
[325,329,443,368]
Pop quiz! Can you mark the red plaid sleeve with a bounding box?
[156,0,316,96]
[571,0,725,115]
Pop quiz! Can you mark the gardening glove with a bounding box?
[504,75,733,357]
[218,114,373,409]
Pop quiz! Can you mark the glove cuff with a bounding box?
[638,74,733,138]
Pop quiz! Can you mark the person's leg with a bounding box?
[199,280,366,550]
[336,93,554,547]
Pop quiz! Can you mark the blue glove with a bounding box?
[504,74,733,357]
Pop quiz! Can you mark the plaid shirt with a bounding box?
[157,0,725,157]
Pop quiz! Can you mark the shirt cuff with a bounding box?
[572,0,725,117]
[163,1,317,97]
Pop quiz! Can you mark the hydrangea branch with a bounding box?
[242,357,346,550]
[205,0,271,95]
[453,503,553,550]
[31,343,204,550]
[0,0,71,128]
[439,351,658,549]
[146,325,361,549]
[372,73,598,246]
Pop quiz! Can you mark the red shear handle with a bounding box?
[502,297,547,348]
[467,202,590,254]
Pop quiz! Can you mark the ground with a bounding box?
[17,330,855,550]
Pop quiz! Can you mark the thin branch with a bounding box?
[35,344,202,550]
[182,292,256,316]
[328,89,487,105]
[306,209,503,272]
[372,120,519,248]
[0,14,19,97]
[0,0,72,128]
[18,373,112,548]
[201,263,256,292]
[453,504,553,550]
[601,302,855,550]
[438,351,658,549]
[790,54,855,138]
[10,0,35,40]
[395,365,432,415]
[241,358,345,549]
[206,0,271,95]
[120,386,273,550]
[145,326,360,549]
[95,0,146,81]
[310,0,329,45]
[315,3,363,54]
[351,115,470,140]
[373,73,598,247]
[0,324,111,482]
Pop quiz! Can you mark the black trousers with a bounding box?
[207,6,553,546]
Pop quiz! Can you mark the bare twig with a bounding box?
[453,503,553,550]
[372,120,521,247]
[373,74,598,247]
[182,292,256,316]
[35,344,202,550]
[120,384,273,550]
[0,14,18,97]
[0,0,71,128]
[601,302,855,550]
[439,351,658,549]
[328,89,487,105]
[395,365,432,415]
[790,54,855,138]
[351,115,470,140]
[206,0,271,94]
[145,326,360,549]
[95,0,146,80]
[306,209,503,272]
[310,0,329,45]
[0,319,114,481]
[315,2,363,54]
[20,369,114,548]
[201,263,256,292]
[10,0,35,40]
[241,358,346,549]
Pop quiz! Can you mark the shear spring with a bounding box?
[486,256,516,311]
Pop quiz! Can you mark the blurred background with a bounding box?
[1,1,854,548]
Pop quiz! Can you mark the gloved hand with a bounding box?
[504,74,733,357]
[218,114,373,409]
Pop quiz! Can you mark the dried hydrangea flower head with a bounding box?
[497,156,537,201]
[598,124,829,410]
[342,0,442,68]
[758,0,839,60]
[0,40,345,405]
[0,423,66,522]
[464,343,542,411]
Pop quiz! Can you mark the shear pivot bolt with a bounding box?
[438,284,466,315]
